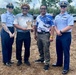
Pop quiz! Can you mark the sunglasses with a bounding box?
[8,6,14,9]
[60,6,67,8]
[22,8,29,10]
[40,8,46,10]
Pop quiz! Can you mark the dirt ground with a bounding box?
[0,23,76,75]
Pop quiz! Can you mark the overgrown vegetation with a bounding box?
[0,0,76,16]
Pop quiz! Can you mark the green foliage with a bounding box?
[29,7,60,16]
[15,0,32,7]
[13,7,21,15]
[12,7,40,15]
[0,0,75,16]
[41,0,47,6]
[13,0,32,15]
[41,0,73,16]
[29,8,40,15]
[41,0,72,7]
[41,0,59,7]
[47,7,60,16]
[0,8,6,14]
[68,0,72,3]
[68,6,76,14]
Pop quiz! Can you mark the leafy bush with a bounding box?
[13,7,21,15]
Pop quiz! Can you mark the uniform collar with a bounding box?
[40,13,49,18]
[21,13,29,17]
[59,12,68,16]
[7,11,12,15]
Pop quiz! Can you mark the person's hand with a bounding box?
[30,28,34,32]
[12,32,15,37]
[9,32,14,38]
[49,36,53,42]
[34,34,37,40]
[56,30,62,36]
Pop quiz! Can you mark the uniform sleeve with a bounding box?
[13,16,18,25]
[54,16,58,26]
[68,15,74,26]
[1,14,7,23]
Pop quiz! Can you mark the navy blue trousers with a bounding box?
[56,32,71,70]
[1,27,14,63]
[16,31,31,62]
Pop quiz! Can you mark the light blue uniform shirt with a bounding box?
[36,13,54,32]
[54,12,74,32]
[1,11,15,27]
[13,13,33,32]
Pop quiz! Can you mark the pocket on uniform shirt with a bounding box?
[7,16,14,22]
[62,17,67,21]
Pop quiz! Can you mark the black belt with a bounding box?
[62,32,71,34]
[37,32,49,34]
[17,31,30,33]
[8,27,14,28]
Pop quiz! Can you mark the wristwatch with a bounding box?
[60,30,63,34]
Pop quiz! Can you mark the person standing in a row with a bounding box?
[34,5,54,70]
[14,4,33,66]
[52,1,74,74]
[1,3,15,66]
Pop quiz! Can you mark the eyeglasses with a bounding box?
[22,8,29,10]
[40,8,46,10]
[60,6,67,8]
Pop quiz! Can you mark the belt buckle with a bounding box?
[42,31,45,34]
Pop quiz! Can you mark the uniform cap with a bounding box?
[6,3,14,8]
[59,1,68,7]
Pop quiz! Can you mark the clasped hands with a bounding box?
[9,32,15,38]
